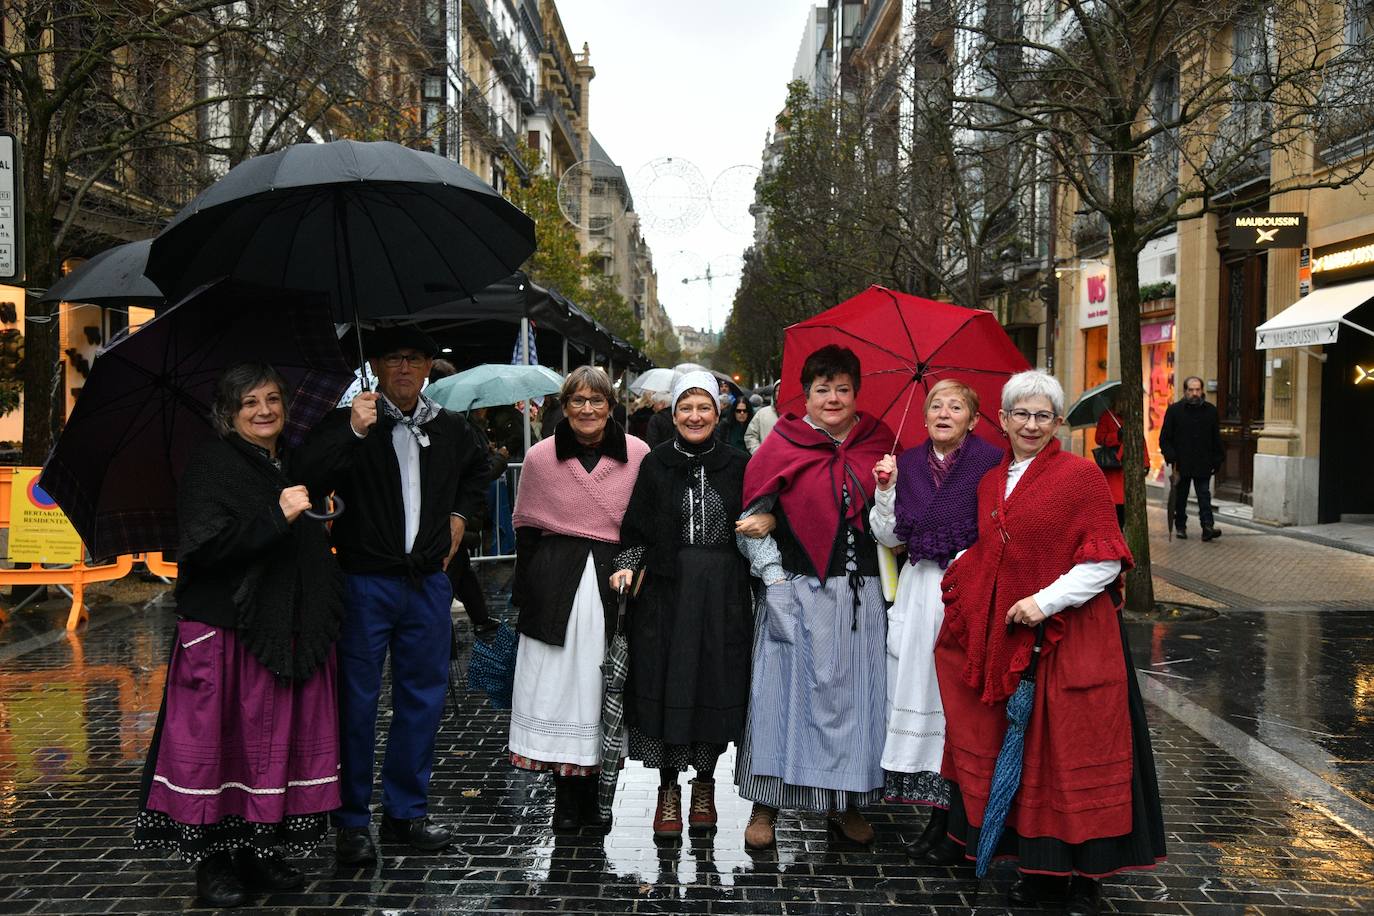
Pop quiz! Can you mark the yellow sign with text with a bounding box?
[6,468,82,563]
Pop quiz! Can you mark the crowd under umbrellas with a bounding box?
[31,139,1161,916]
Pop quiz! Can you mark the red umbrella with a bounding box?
[778,286,1030,451]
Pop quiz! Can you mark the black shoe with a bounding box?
[1065,876,1102,916]
[335,826,377,865]
[195,850,247,908]
[552,776,581,832]
[1174,528,1188,539]
[1202,526,1221,541]
[380,814,453,852]
[922,837,965,866]
[905,807,948,860]
[235,848,303,891]
[1008,873,1066,906]
[576,775,612,831]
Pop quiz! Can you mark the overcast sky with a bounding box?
[555,0,818,334]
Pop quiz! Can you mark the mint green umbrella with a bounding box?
[426,363,563,412]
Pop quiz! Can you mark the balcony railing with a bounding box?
[490,26,536,111]
[539,89,579,152]
[463,0,495,47]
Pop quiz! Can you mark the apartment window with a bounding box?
[423,75,443,100]
[1150,62,1179,153]
[1348,0,1374,43]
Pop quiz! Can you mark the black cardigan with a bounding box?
[293,405,490,577]
[617,439,750,580]
[174,435,343,679]
[511,420,632,646]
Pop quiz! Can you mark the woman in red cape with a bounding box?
[732,345,895,850]
[933,370,1166,916]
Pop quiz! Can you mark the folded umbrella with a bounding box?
[974,626,1047,877]
[597,587,631,819]
[38,279,355,561]
[426,363,563,413]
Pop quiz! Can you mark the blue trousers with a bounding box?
[334,571,452,827]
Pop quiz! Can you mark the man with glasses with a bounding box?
[1159,376,1224,541]
[296,326,489,865]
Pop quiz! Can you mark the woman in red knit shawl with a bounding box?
[934,370,1165,916]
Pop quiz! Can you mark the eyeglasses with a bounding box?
[379,353,428,368]
[568,396,608,410]
[734,407,749,414]
[1007,408,1058,425]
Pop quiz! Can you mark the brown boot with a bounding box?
[652,784,683,839]
[743,803,778,850]
[827,809,875,845]
[688,778,717,832]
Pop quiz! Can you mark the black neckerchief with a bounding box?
[554,416,629,464]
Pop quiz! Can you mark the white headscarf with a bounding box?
[671,370,720,413]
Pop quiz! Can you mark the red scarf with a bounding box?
[743,412,895,579]
[939,438,1133,704]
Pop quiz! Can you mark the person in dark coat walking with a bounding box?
[611,371,757,839]
[1158,376,1224,541]
[294,326,489,866]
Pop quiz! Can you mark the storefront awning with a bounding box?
[1255,278,1374,349]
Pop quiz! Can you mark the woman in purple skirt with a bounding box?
[134,363,346,908]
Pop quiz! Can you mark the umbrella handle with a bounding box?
[304,494,345,521]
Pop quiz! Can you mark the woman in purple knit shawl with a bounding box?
[869,378,1004,862]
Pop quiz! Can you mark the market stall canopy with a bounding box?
[1255,278,1374,349]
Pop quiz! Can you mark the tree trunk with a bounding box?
[20,134,59,467]
[1109,164,1155,612]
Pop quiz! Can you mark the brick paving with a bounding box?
[3,600,1374,914]
[1145,506,1374,609]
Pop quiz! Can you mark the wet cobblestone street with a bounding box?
[4,574,1374,915]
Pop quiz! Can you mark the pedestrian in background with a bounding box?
[507,366,649,831]
[868,379,1002,862]
[135,363,344,908]
[718,396,754,450]
[744,381,780,454]
[612,371,757,839]
[1159,375,1224,541]
[428,360,500,635]
[1094,389,1149,530]
[295,326,489,866]
[645,394,675,447]
[935,369,1166,916]
[734,345,893,850]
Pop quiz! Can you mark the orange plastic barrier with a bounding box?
[0,467,137,630]
[142,552,179,579]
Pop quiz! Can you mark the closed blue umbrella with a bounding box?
[975,626,1046,877]
[426,363,563,412]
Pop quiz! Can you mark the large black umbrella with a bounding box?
[143,140,535,339]
[39,279,355,561]
[40,239,163,306]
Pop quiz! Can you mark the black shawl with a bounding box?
[174,435,344,680]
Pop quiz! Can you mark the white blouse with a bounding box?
[1007,455,1121,617]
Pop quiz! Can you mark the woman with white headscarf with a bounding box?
[612,371,760,840]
